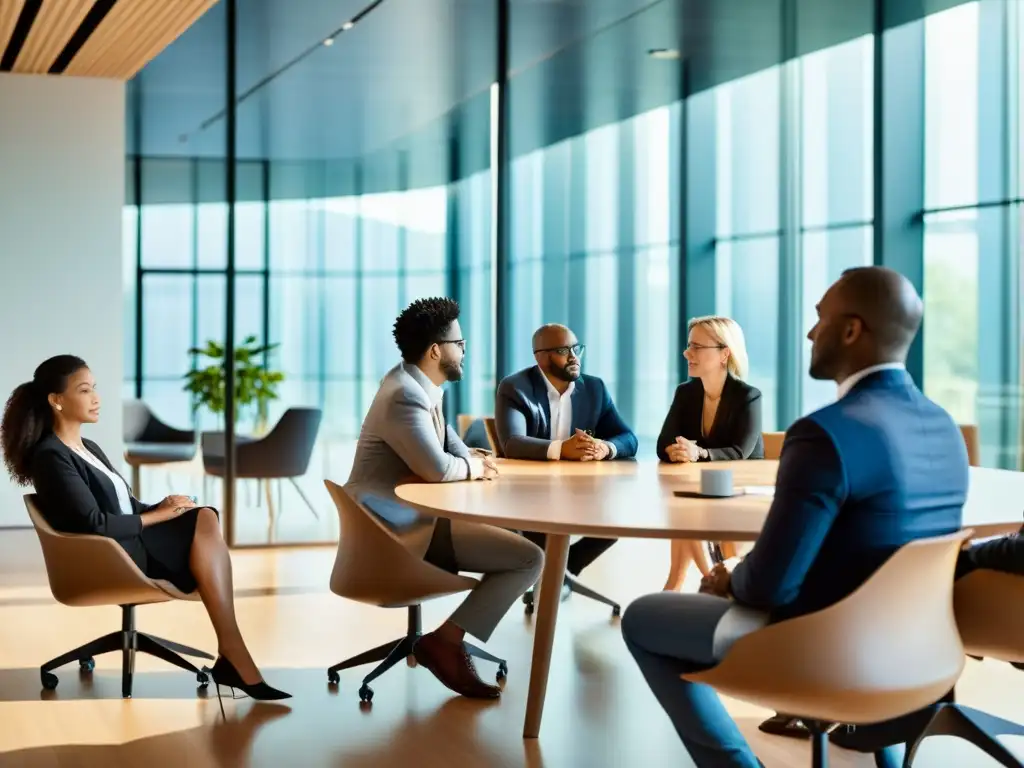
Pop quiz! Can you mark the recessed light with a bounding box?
[323,37,334,46]
[648,48,680,60]
[342,21,355,31]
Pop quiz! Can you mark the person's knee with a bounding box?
[621,593,662,647]
[524,540,544,580]
[195,506,220,535]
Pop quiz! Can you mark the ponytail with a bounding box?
[1,355,87,486]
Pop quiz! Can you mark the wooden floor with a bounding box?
[1,529,1022,768]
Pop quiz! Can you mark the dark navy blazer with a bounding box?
[495,366,638,460]
[730,368,969,621]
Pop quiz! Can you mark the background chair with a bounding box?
[762,430,785,460]
[25,495,212,698]
[323,480,507,703]
[902,569,1024,767]
[202,407,323,538]
[122,399,197,496]
[481,418,621,617]
[959,424,981,467]
[482,416,502,456]
[683,531,971,768]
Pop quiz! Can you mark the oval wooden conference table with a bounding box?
[396,457,1024,739]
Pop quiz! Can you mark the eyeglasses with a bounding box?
[438,339,466,351]
[684,342,724,352]
[533,343,586,359]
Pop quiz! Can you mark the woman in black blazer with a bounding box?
[1,355,288,702]
[657,316,764,591]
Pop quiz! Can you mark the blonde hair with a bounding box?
[687,315,750,380]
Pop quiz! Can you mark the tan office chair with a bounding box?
[762,431,785,460]
[683,530,971,768]
[902,570,1024,767]
[959,424,981,467]
[764,427,979,466]
[25,495,213,698]
[483,416,502,457]
[323,480,507,702]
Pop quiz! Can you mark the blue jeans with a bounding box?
[621,592,764,768]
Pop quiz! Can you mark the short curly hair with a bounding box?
[393,297,461,363]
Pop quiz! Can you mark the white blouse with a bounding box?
[72,444,135,518]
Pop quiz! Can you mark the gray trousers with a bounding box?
[622,592,769,767]
[425,519,544,642]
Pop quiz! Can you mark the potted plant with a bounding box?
[183,335,285,433]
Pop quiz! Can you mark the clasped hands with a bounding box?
[560,429,611,461]
[665,436,703,463]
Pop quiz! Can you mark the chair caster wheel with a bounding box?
[41,671,58,690]
[497,662,508,680]
[612,605,621,618]
[358,684,373,702]
[79,657,95,673]
[197,670,210,688]
[327,671,340,686]
[406,655,417,668]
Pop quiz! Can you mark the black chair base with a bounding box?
[326,605,507,702]
[522,573,621,617]
[40,605,214,698]
[904,703,1024,767]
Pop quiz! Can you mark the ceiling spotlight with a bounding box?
[342,21,355,31]
[323,37,335,46]
[648,48,680,60]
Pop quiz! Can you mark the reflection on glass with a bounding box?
[714,238,780,430]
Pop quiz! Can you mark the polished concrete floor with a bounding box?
[0,528,1022,767]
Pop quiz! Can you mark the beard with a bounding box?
[550,362,581,382]
[440,358,463,382]
[808,342,839,381]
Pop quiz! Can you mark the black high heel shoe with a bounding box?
[208,656,291,715]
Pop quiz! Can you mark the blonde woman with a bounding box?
[657,316,764,591]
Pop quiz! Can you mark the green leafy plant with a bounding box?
[183,335,285,431]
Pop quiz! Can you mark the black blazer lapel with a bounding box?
[62,442,121,515]
[707,375,738,442]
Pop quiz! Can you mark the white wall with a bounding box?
[0,73,125,528]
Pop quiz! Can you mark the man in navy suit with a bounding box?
[495,323,638,579]
[621,266,968,768]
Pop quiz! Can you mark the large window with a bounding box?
[799,35,875,414]
[923,0,1022,468]
[506,105,679,444]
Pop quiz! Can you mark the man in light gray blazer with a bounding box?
[345,297,543,700]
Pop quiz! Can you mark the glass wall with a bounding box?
[124,0,1024,549]
[922,0,1022,468]
[506,105,680,446]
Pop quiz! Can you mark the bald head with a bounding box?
[808,266,923,382]
[532,324,574,352]
[836,267,923,356]
[532,324,582,385]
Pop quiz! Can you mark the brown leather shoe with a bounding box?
[412,633,501,699]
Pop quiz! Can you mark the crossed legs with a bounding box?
[189,507,263,685]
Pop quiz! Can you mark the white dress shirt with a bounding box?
[538,367,616,460]
[836,362,906,400]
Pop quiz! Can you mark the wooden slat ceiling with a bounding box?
[0,0,217,80]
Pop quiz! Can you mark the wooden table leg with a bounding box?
[523,533,569,739]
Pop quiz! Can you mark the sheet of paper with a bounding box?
[742,485,775,497]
